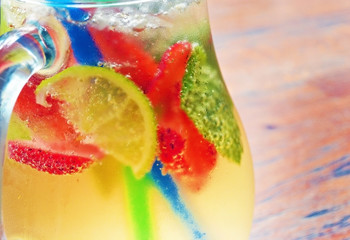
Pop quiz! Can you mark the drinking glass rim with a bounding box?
[14,0,157,8]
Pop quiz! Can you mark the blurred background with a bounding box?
[208,0,350,239]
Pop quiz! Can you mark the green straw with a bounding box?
[124,167,153,240]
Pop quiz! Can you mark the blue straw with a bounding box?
[149,160,206,239]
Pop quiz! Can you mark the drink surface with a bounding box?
[1,0,254,239]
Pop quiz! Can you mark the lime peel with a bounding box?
[36,66,157,178]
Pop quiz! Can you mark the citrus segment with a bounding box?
[36,66,157,178]
[181,45,243,163]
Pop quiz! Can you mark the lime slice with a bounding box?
[36,66,157,178]
[181,45,243,163]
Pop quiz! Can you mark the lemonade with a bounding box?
[1,0,254,239]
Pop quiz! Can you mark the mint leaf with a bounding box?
[181,44,243,163]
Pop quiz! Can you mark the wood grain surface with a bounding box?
[208,0,350,239]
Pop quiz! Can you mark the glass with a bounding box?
[0,0,254,239]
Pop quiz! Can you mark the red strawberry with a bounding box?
[183,112,217,181]
[148,41,217,190]
[14,75,78,142]
[157,127,188,174]
[8,141,94,175]
[13,74,104,159]
[161,111,217,190]
[88,27,158,92]
[147,41,192,108]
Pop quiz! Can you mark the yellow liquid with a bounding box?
[1,1,254,238]
[3,111,254,240]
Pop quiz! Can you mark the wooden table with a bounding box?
[208,0,350,239]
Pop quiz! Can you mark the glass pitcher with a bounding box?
[0,0,254,239]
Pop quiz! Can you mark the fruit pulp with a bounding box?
[1,0,255,239]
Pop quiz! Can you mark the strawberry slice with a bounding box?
[8,141,93,175]
[148,42,217,190]
[14,75,77,142]
[88,27,158,92]
[147,41,192,115]
[159,111,217,190]
[13,74,103,159]
[183,112,217,180]
[157,127,188,173]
